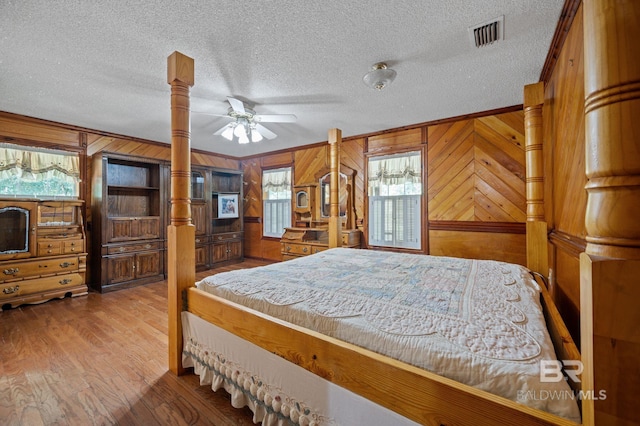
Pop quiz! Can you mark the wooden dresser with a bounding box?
[0,199,88,310]
[281,227,361,260]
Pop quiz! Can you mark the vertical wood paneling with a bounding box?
[428,111,525,222]
[543,5,585,344]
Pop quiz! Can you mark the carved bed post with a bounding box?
[580,1,640,424]
[167,51,195,375]
[524,82,548,278]
[328,128,342,248]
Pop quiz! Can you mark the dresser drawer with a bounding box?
[281,243,312,256]
[63,239,84,254]
[0,255,84,282]
[0,273,84,300]
[107,241,161,254]
[213,232,243,242]
[38,240,63,256]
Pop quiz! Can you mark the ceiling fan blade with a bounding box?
[255,123,277,140]
[213,123,232,135]
[227,97,245,114]
[192,111,231,118]
[254,114,297,123]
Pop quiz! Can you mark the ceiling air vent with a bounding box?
[468,15,504,48]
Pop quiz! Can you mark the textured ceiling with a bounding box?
[0,1,563,157]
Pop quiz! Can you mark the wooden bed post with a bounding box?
[524,82,548,278]
[328,128,342,248]
[167,51,195,375]
[580,1,640,424]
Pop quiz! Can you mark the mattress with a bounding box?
[190,248,581,423]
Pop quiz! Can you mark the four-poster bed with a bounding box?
[166,51,585,425]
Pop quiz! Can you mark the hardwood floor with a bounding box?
[0,259,273,426]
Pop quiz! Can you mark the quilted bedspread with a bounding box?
[196,248,581,422]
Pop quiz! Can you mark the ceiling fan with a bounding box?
[208,97,297,144]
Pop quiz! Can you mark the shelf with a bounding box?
[108,185,160,191]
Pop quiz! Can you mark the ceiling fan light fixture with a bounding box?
[251,128,263,143]
[238,130,250,144]
[221,125,235,141]
[363,62,397,91]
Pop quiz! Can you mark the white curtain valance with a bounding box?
[262,168,291,192]
[368,153,421,186]
[0,143,80,181]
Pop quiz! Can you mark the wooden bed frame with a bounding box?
[165,52,583,425]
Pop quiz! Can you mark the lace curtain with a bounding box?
[0,143,80,197]
[0,143,80,181]
[368,152,421,195]
[262,167,291,199]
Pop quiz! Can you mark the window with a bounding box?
[368,151,422,249]
[263,167,292,238]
[0,143,80,198]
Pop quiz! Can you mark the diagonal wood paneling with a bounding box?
[428,111,525,222]
[241,159,262,218]
[294,146,327,185]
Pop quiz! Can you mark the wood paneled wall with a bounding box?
[428,113,526,222]
[542,4,586,344]
[0,100,530,270]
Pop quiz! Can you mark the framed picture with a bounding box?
[218,193,239,218]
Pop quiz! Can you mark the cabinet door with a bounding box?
[227,240,243,261]
[211,242,228,263]
[107,255,135,284]
[107,218,133,242]
[192,203,207,236]
[135,217,160,239]
[135,250,161,278]
[195,245,209,269]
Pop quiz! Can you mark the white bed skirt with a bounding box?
[181,311,419,426]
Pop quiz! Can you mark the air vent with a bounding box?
[468,15,504,48]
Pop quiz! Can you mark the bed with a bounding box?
[166,52,583,426]
[183,248,581,424]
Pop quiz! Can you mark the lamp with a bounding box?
[363,62,397,91]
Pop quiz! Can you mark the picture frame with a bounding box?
[218,193,239,218]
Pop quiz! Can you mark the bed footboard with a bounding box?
[185,287,579,426]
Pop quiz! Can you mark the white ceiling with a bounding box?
[0,1,563,158]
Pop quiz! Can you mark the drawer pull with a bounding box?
[59,278,73,285]
[145,244,151,249]
[39,264,49,268]
[3,268,19,276]
[60,262,76,268]
[119,247,125,252]
[195,239,201,243]
[303,247,308,253]
[286,246,291,252]
[3,285,19,294]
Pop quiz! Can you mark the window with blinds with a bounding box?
[262,167,292,238]
[368,151,422,249]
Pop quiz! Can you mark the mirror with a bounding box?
[319,172,348,219]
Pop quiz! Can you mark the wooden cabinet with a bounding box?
[210,168,244,266]
[211,232,243,264]
[91,153,165,292]
[0,199,88,310]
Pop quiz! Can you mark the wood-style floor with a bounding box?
[0,259,273,426]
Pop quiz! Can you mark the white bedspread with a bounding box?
[192,248,581,423]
